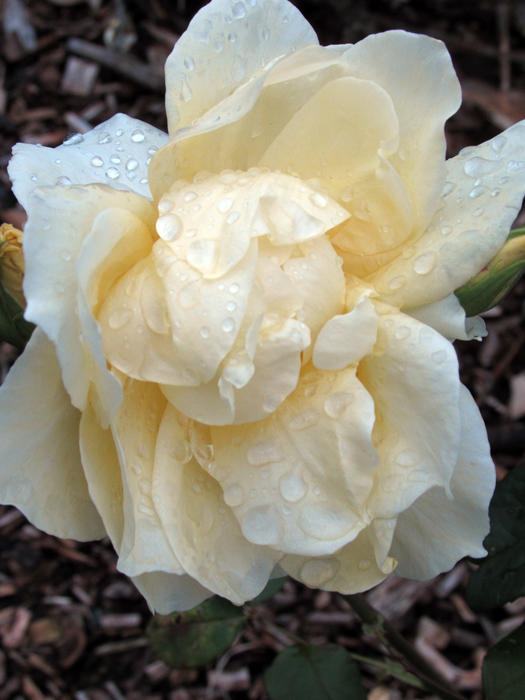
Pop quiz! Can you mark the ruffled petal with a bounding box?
[372,121,525,307]
[390,385,495,579]
[0,329,104,540]
[408,293,486,341]
[360,310,461,520]
[341,31,461,232]
[20,184,155,410]
[111,380,183,577]
[164,0,318,133]
[210,365,378,557]
[152,404,280,604]
[8,114,167,201]
[133,571,211,614]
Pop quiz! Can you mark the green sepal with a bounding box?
[455,228,525,316]
[0,281,34,350]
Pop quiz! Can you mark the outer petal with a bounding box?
[133,571,211,614]
[210,365,378,557]
[281,525,396,593]
[8,113,167,201]
[408,293,486,341]
[21,184,155,410]
[341,31,461,232]
[164,0,318,133]
[390,385,495,579]
[111,380,184,577]
[372,121,525,307]
[0,329,104,540]
[359,310,461,520]
[152,404,280,604]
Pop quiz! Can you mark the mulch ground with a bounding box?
[1,1,524,698]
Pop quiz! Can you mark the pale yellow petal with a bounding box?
[372,121,525,307]
[391,385,495,579]
[210,365,378,556]
[0,329,104,540]
[133,571,211,614]
[152,404,280,604]
[408,293,486,341]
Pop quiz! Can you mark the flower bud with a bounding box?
[0,223,25,309]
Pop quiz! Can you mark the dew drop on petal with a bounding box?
[310,192,327,208]
[200,326,210,339]
[492,134,506,152]
[463,156,499,177]
[242,505,281,545]
[126,158,139,172]
[288,409,319,431]
[324,392,353,419]
[222,317,235,333]
[105,167,120,180]
[395,449,417,466]
[56,176,72,186]
[388,275,405,290]
[131,129,145,143]
[178,281,201,309]
[109,308,132,330]
[279,471,307,503]
[229,282,240,294]
[300,558,338,587]
[217,197,233,213]
[156,213,182,241]
[232,1,246,19]
[223,483,244,507]
[413,251,436,275]
[247,441,283,466]
[394,325,410,341]
[91,156,104,167]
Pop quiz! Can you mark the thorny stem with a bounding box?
[344,593,467,700]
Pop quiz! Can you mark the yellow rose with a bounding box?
[1,0,522,612]
[0,223,25,308]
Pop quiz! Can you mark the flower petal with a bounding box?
[8,114,167,201]
[372,121,525,307]
[0,329,104,540]
[111,380,184,577]
[359,311,461,520]
[341,31,461,232]
[133,571,211,614]
[281,525,396,593]
[164,0,318,133]
[408,293,486,341]
[21,184,155,410]
[152,404,280,604]
[390,385,495,579]
[313,296,378,370]
[210,365,378,557]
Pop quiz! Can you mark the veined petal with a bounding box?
[360,310,461,520]
[210,365,378,557]
[408,293,486,341]
[153,403,280,604]
[8,114,167,202]
[0,329,104,540]
[281,525,396,594]
[390,385,495,579]
[164,0,318,133]
[21,184,155,411]
[133,571,211,614]
[111,379,183,577]
[372,121,525,307]
[341,31,461,233]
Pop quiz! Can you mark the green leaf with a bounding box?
[483,623,525,699]
[466,461,525,611]
[455,227,525,316]
[0,283,34,350]
[264,645,366,700]
[147,596,245,668]
[248,577,287,605]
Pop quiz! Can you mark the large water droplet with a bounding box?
[109,308,132,330]
[232,1,246,19]
[131,129,145,143]
[105,167,120,180]
[91,156,103,167]
[247,441,283,466]
[279,471,307,503]
[413,251,436,275]
[156,213,182,241]
[491,134,506,152]
[229,282,240,294]
[463,156,499,177]
[300,558,338,587]
[126,158,139,172]
[469,185,486,199]
[299,506,357,540]
[241,505,281,545]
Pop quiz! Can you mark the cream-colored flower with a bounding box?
[0,223,25,308]
[1,0,522,612]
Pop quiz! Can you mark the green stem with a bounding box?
[344,594,466,700]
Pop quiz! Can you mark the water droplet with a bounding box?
[131,129,145,143]
[226,301,237,313]
[138,503,155,517]
[109,308,132,330]
[241,505,281,546]
[56,176,72,186]
[222,317,235,333]
[64,133,84,145]
[442,181,455,197]
[247,441,283,466]
[60,249,72,261]
[106,167,120,180]
[181,80,193,102]
[91,155,104,167]
[217,197,233,213]
[126,158,139,172]
[388,275,405,290]
[170,439,192,463]
[98,133,112,145]
[394,325,410,340]
[463,156,499,177]
[279,471,307,503]
[187,239,217,272]
[491,188,500,197]
[300,558,338,587]
[288,410,319,431]
[156,213,182,241]
[158,198,173,214]
[232,1,246,19]
[473,207,484,217]
[324,392,353,419]
[263,395,280,413]
[30,175,37,182]
[226,210,240,225]
[441,225,452,236]
[200,326,210,338]
[395,449,417,466]
[184,56,195,71]
[310,192,327,208]
[492,134,506,152]
[229,283,240,295]
[184,191,198,202]
[178,281,201,309]
[413,251,436,275]
[110,154,121,164]
[228,32,237,42]
[223,483,244,507]
[507,160,525,172]
[299,506,356,540]
[358,559,371,571]
[469,185,485,198]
